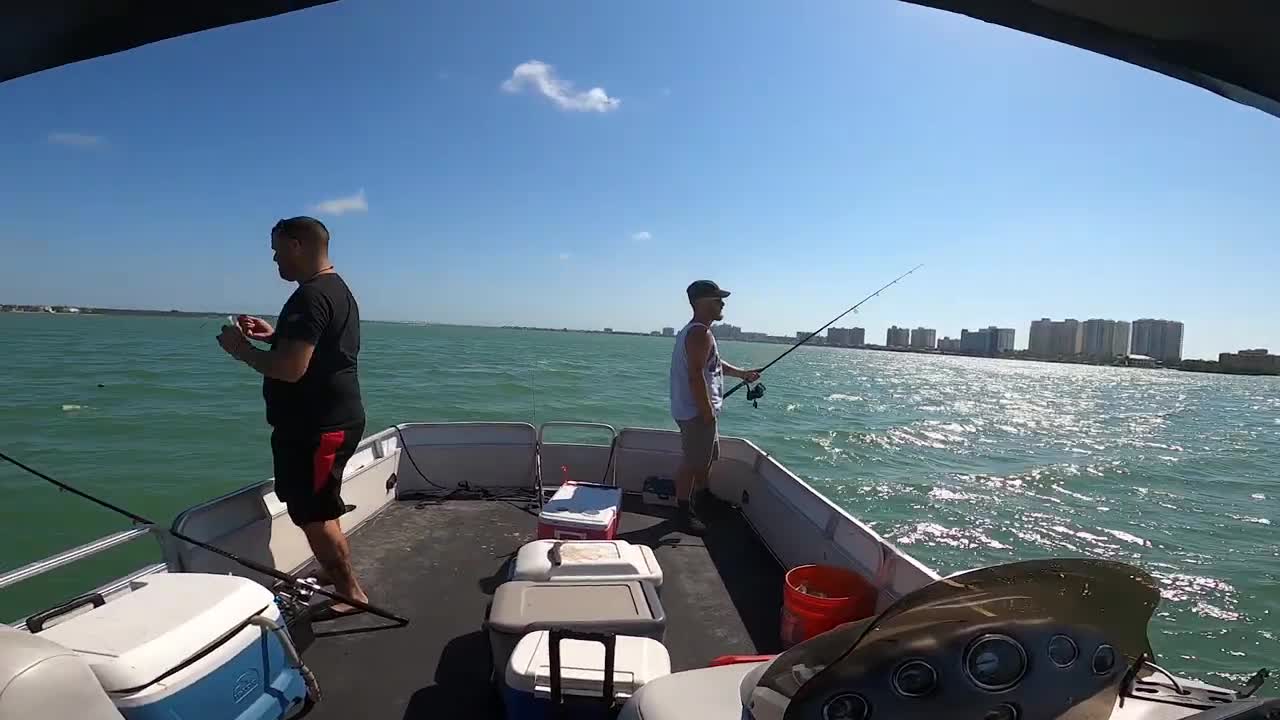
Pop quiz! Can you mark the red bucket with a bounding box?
[779,564,876,648]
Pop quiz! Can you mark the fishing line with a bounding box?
[0,449,409,627]
[723,264,924,403]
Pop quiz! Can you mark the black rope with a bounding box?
[598,435,619,486]
[393,425,451,493]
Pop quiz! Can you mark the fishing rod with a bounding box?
[0,450,409,627]
[723,264,924,401]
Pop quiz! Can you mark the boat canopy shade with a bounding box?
[904,0,1280,119]
[6,1,1280,121]
[1,1,336,84]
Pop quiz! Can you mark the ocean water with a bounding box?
[1,313,1276,683]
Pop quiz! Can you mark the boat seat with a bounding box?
[0,626,121,720]
[618,660,767,720]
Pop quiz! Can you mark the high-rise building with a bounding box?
[1029,318,1054,356]
[959,328,989,353]
[713,324,743,340]
[993,327,1015,353]
[827,327,864,347]
[1082,319,1131,358]
[886,326,911,347]
[661,326,675,337]
[1132,319,1184,364]
[960,327,1015,355]
[910,327,937,349]
[937,337,961,352]
[1050,319,1083,356]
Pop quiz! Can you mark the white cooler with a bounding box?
[512,540,663,589]
[37,573,308,720]
[537,482,623,541]
[503,630,671,720]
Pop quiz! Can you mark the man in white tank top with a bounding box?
[669,280,761,534]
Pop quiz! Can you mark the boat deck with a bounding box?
[298,493,784,719]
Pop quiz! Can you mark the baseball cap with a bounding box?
[687,280,731,302]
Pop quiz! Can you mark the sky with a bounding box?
[1,0,1277,360]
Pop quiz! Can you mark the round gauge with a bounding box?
[983,703,1020,720]
[1047,634,1079,668]
[1092,644,1117,675]
[965,634,1028,691]
[893,660,938,697]
[822,692,870,720]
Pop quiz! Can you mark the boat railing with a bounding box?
[2,525,168,629]
[537,422,619,496]
[0,527,158,593]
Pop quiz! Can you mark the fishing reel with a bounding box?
[746,382,766,408]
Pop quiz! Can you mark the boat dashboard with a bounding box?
[743,558,1224,720]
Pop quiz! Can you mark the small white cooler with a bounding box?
[537,482,623,541]
[503,630,671,720]
[36,573,308,720]
[512,540,663,589]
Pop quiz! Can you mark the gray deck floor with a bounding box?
[297,493,783,719]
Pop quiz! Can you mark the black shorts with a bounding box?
[271,424,364,527]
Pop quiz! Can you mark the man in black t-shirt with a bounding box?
[216,216,368,618]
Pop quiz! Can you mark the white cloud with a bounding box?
[310,189,368,216]
[501,60,620,113]
[559,252,571,261]
[48,132,104,147]
[630,231,652,242]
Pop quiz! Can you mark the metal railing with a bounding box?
[0,526,158,592]
[535,422,619,507]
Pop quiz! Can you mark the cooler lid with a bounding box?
[505,630,672,698]
[38,573,274,692]
[541,483,622,527]
[488,581,663,633]
[514,541,663,586]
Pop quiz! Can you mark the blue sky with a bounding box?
[1,0,1277,359]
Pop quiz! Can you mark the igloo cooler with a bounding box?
[486,580,666,679]
[512,540,663,590]
[537,482,623,541]
[36,573,308,720]
[503,630,671,720]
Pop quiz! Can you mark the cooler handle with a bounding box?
[548,542,563,566]
[548,629,617,712]
[27,591,105,633]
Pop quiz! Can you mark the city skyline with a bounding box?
[711,313,1208,361]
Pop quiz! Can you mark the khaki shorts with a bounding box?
[677,418,720,470]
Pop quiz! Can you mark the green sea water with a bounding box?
[1,313,1276,683]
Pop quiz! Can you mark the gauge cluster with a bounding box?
[796,623,1123,720]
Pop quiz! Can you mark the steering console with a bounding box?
[745,559,1162,720]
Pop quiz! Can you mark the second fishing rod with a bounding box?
[723,264,924,402]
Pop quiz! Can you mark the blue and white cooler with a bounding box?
[503,629,671,720]
[36,573,309,720]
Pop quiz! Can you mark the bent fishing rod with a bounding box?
[0,449,409,627]
[723,263,924,400]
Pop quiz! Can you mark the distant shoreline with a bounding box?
[1,305,225,319]
[4,308,1273,376]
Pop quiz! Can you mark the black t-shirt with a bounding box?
[263,273,364,432]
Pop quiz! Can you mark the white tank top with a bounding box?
[670,321,723,421]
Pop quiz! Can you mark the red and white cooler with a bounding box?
[537,482,623,540]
